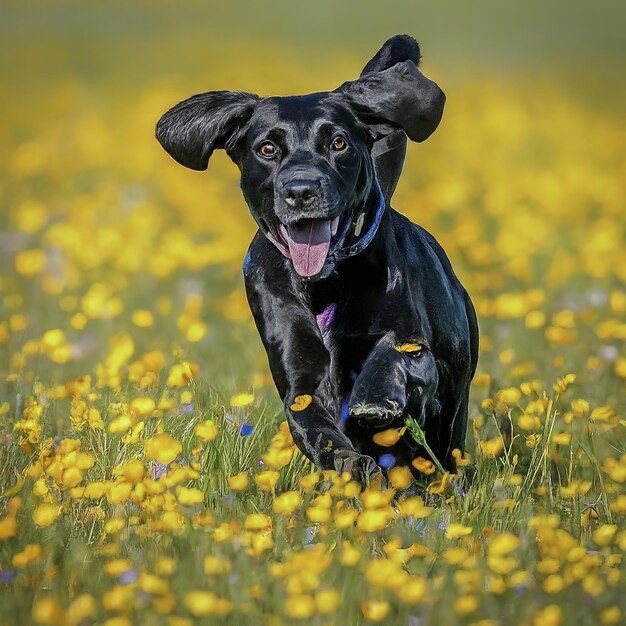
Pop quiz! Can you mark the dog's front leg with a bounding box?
[245,262,381,484]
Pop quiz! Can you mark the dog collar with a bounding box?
[334,179,386,262]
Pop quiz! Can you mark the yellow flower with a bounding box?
[144,433,182,465]
[496,387,522,404]
[176,486,204,506]
[230,392,254,407]
[518,413,541,430]
[104,559,132,577]
[160,511,185,533]
[129,396,156,416]
[203,555,232,575]
[166,362,198,388]
[454,595,478,614]
[290,394,312,411]
[357,508,394,532]
[101,617,133,626]
[427,472,453,495]
[107,482,133,505]
[284,594,316,619]
[411,456,435,474]
[340,541,361,566]
[62,467,83,488]
[299,472,320,491]
[571,398,589,416]
[542,574,564,594]
[16,249,46,276]
[0,515,17,540]
[334,505,359,529]
[525,433,541,449]
[388,466,413,489]
[442,547,470,566]
[261,447,294,469]
[396,496,432,518]
[487,555,518,575]
[103,518,125,535]
[131,309,154,327]
[361,600,389,622]
[195,420,218,442]
[122,459,145,483]
[396,577,426,603]
[365,558,405,589]
[12,544,44,568]
[372,427,404,447]
[445,523,472,540]
[582,574,604,596]
[102,585,133,612]
[600,606,622,625]
[553,373,576,394]
[32,503,61,528]
[273,491,302,515]
[306,506,332,523]
[67,594,97,625]
[489,532,519,555]
[227,472,249,491]
[593,524,617,546]
[244,513,272,530]
[478,436,504,458]
[396,343,422,354]
[315,588,340,614]
[184,591,219,616]
[255,470,279,492]
[552,432,571,446]
[31,596,64,625]
[533,605,563,626]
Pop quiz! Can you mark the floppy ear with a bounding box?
[156,91,260,171]
[335,35,434,202]
[359,33,422,76]
[337,49,445,143]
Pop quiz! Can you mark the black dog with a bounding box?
[156,35,478,484]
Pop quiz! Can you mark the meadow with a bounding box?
[1,3,625,625]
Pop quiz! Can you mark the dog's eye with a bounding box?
[257,141,278,159]
[330,136,348,152]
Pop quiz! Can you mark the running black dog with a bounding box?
[156,35,478,484]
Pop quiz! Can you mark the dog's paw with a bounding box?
[333,450,385,487]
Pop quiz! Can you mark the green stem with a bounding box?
[404,417,447,475]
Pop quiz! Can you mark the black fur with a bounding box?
[156,35,478,485]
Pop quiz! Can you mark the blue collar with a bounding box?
[335,179,386,261]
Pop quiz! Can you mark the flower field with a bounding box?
[1,3,625,625]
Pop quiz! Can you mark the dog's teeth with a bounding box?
[354,212,365,237]
[331,217,339,236]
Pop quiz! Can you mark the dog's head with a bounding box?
[156,35,445,278]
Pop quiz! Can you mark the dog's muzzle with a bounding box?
[265,179,387,279]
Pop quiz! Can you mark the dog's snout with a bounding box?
[281,179,320,208]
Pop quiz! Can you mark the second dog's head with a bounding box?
[156,35,445,279]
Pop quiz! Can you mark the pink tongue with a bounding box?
[284,220,332,277]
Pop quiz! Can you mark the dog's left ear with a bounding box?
[156,90,260,171]
[337,60,445,143]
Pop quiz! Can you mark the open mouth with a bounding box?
[275,217,340,277]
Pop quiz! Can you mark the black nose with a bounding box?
[281,179,319,208]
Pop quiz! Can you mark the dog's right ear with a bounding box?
[156,91,260,171]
